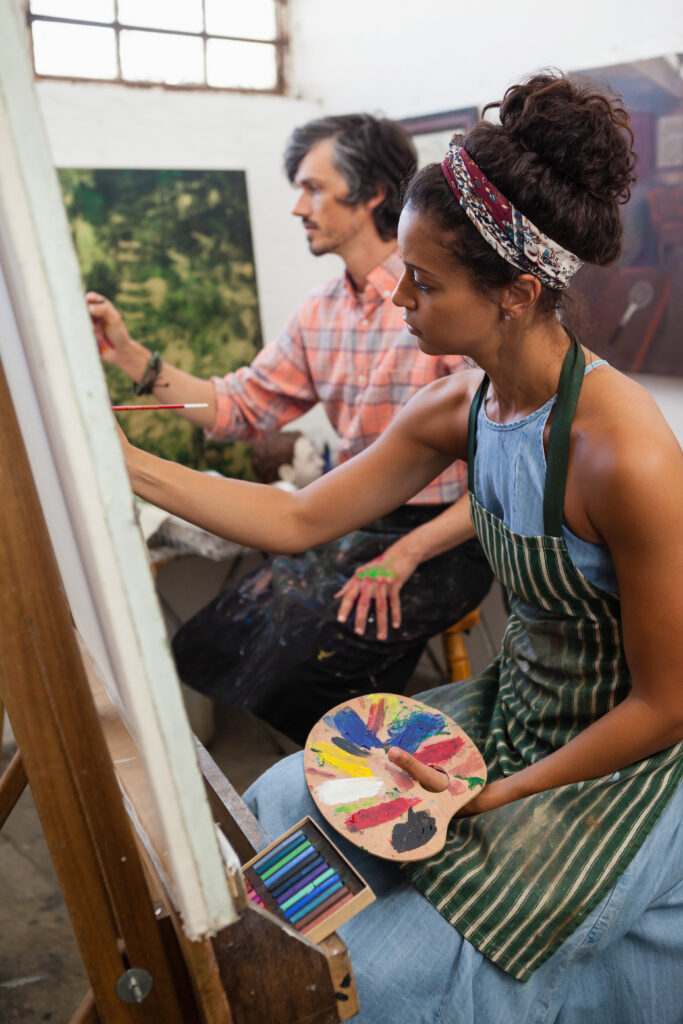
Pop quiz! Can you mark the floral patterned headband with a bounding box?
[441,143,582,289]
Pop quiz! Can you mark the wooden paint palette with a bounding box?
[304,693,486,862]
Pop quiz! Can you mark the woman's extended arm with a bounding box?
[121,372,475,556]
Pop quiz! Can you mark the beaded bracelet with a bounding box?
[132,351,163,396]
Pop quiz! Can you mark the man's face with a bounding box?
[291,137,375,257]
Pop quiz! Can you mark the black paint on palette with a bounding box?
[391,806,438,853]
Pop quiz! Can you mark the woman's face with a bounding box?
[392,204,500,358]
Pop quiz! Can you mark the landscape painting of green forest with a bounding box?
[58,168,263,477]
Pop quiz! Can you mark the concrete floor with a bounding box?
[0,578,506,1023]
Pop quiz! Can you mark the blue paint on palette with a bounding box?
[323,708,384,750]
[387,709,446,754]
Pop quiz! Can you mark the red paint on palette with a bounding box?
[413,736,464,765]
[366,697,386,734]
[345,796,421,832]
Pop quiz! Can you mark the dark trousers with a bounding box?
[172,505,493,744]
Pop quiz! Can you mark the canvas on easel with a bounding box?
[0,3,358,1020]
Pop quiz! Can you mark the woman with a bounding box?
[114,73,682,1021]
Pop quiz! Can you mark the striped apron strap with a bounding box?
[467,373,489,494]
[543,334,585,537]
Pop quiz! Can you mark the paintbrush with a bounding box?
[112,403,208,411]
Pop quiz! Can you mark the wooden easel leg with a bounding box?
[0,747,28,829]
[0,362,198,1023]
[70,990,100,1024]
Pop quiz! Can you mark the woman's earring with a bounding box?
[503,313,511,321]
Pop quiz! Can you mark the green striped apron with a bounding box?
[404,338,683,981]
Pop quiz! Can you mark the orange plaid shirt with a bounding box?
[209,252,467,504]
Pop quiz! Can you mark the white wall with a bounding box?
[288,0,683,116]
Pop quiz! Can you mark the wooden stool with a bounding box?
[442,608,481,681]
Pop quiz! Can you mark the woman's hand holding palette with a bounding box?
[304,693,486,861]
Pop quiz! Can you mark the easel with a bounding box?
[0,4,359,1013]
[0,357,358,1022]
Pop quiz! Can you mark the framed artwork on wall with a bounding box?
[400,107,479,168]
[571,55,683,377]
[58,167,263,475]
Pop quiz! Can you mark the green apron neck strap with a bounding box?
[543,332,586,537]
[467,373,489,493]
[466,334,585,534]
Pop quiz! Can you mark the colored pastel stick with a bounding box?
[299,889,355,933]
[282,876,341,920]
[245,878,264,904]
[286,877,344,922]
[263,846,317,888]
[253,830,306,872]
[274,860,328,903]
[288,880,345,924]
[260,839,311,880]
[280,868,337,913]
[269,850,322,897]
[284,873,341,917]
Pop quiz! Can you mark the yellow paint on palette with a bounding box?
[310,741,373,778]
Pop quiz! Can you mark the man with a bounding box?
[89,113,492,744]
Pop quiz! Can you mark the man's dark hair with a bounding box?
[284,113,417,241]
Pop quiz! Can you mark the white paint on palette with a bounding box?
[315,777,385,806]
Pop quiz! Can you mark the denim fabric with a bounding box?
[473,361,619,595]
[244,751,683,1024]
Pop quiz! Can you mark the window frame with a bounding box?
[25,0,288,94]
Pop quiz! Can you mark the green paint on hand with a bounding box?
[356,564,397,581]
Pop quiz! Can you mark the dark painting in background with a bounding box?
[572,56,683,376]
[58,168,263,476]
[401,107,479,170]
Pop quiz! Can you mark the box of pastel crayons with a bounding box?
[242,816,375,943]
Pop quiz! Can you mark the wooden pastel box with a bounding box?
[242,816,375,944]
